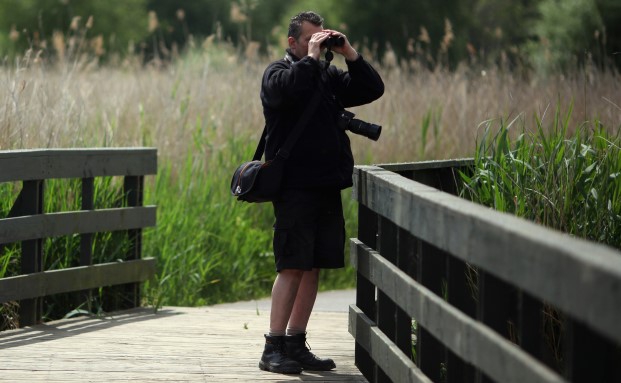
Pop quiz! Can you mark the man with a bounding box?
[259,11,384,374]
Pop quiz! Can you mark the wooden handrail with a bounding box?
[0,148,157,182]
[0,258,156,302]
[0,207,156,244]
[350,161,621,383]
[0,148,157,328]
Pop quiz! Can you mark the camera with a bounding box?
[321,35,345,49]
[337,110,382,141]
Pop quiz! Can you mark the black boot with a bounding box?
[284,333,336,371]
[259,334,303,374]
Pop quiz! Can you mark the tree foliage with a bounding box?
[527,0,604,73]
[595,0,621,69]
[0,0,620,72]
[0,0,147,61]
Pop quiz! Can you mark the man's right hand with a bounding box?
[307,31,330,61]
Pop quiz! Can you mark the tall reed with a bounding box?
[459,104,621,249]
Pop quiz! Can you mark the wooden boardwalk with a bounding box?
[0,306,367,382]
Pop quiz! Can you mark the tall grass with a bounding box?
[1,39,619,315]
[459,104,621,249]
[143,135,275,307]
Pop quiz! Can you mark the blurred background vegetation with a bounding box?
[0,0,620,72]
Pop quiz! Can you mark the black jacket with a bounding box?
[260,50,384,190]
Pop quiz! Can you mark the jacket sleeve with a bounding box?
[332,55,384,108]
[260,56,321,110]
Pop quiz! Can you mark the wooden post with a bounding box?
[80,178,94,266]
[78,177,94,311]
[356,203,377,382]
[123,175,144,309]
[396,227,415,360]
[17,180,45,327]
[376,216,399,383]
[564,317,621,383]
[416,240,446,382]
[517,291,548,370]
[476,271,518,383]
[446,255,476,383]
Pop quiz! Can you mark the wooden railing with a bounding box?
[349,160,621,383]
[0,148,157,327]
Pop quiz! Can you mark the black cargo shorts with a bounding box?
[271,188,345,272]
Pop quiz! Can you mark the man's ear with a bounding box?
[287,36,296,49]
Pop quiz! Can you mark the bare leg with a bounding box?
[287,268,320,331]
[269,269,304,333]
[261,269,305,374]
[281,268,335,371]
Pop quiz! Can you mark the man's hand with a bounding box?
[307,31,330,61]
[323,30,359,61]
[308,30,359,62]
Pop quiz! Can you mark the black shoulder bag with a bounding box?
[230,90,321,203]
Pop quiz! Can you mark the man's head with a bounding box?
[288,11,323,40]
[288,11,324,58]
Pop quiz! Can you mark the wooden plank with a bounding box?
[0,148,157,182]
[349,305,432,383]
[351,239,566,383]
[0,306,366,382]
[0,206,156,245]
[375,159,474,173]
[352,165,621,346]
[0,258,156,302]
[375,160,473,196]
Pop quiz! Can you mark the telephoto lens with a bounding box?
[347,119,382,141]
[336,110,382,141]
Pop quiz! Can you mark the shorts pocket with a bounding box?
[273,218,295,257]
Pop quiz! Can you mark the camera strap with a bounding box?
[252,89,322,162]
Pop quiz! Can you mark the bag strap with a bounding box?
[252,89,322,161]
[251,128,268,161]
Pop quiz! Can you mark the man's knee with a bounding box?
[278,268,305,281]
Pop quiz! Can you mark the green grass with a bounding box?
[459,104,621,250]
[143,135,275,308]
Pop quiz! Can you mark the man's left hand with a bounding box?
[323,30,359,61]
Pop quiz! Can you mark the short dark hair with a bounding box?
[288,11,323,39]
